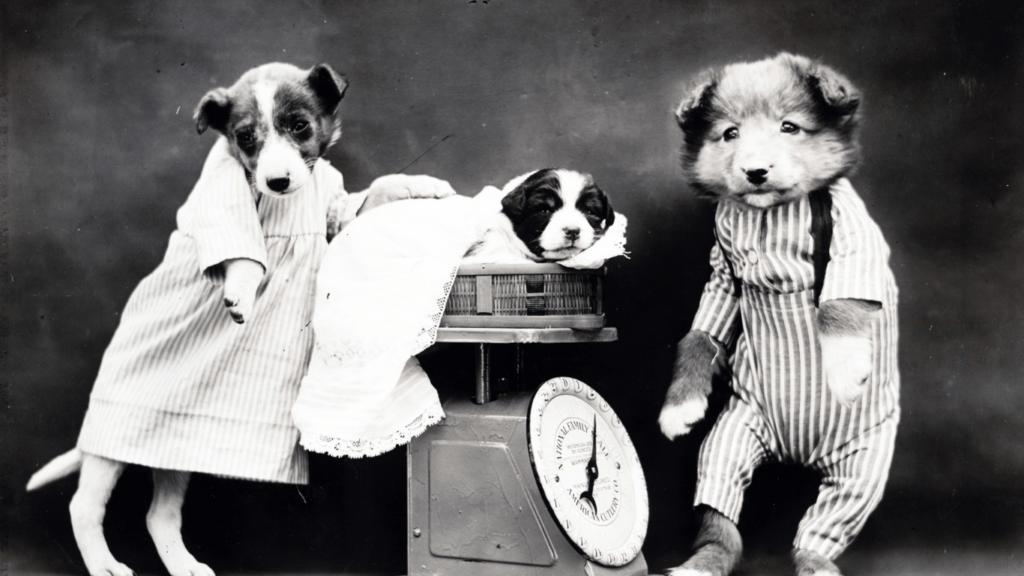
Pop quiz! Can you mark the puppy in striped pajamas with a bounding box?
[659,53,900,576]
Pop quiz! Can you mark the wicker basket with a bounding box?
[441,263,605,329]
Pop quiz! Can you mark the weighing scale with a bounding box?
[407,323,650,576]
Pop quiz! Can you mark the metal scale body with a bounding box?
[406,327,649,576]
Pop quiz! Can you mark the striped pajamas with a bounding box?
[690,179,900,559]
[76,138,363,484]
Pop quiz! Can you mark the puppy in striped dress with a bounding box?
[658,53,900,576]
[26,62,455,576]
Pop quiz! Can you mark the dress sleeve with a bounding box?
[326,190,367,241]
[819,179,893,307]
[176,137,268,280]
[321,162,367,241]
[690,203,742,346]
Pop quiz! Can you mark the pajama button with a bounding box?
[747,251,759,264]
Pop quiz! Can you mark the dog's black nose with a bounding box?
[267,177,291,192]
[745,169,768,185]
[564,226,581,241]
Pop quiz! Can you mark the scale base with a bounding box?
[407,392,648,576]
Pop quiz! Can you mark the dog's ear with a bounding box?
[585,183,615,229]
[807,64,860,120]
[602,195,615,228]
[674,71,717,135]
[194,88,231,135]
[501,183,528,221]
[783,53,861,127]
[307,63,348,114]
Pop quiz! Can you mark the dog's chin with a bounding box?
[538,243,593,262]
[730,186,806,209]
[257,186,301,198]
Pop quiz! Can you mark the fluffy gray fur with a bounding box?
[817,298,881,338]
[793,549,841,576]
[663,329,720,407]
[671,507,743,576]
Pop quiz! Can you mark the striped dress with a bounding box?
[690,179,900,559]
[76,138,362,484]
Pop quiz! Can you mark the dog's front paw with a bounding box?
[659,396,708,440]
[221,258,264,325]
[820,334,872,407]
[361,174,457,214]
[660,330,720,440]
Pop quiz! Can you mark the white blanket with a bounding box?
[293,187,627,458]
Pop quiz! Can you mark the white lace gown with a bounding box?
[294,185,628,458]
[294,197,482,458]
[76,138,362,483]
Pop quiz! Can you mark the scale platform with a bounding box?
[407,327,649,576]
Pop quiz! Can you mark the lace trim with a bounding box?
[414,262,461,352]
[300,400,446,459]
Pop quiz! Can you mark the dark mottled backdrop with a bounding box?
[2,0,1022,574]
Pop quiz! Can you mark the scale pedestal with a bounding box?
[407,328,649,576]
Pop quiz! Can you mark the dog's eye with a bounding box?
[292,121,309,133]
[781,121,800,134]
[237,131,255,144]
[723,127,739,141]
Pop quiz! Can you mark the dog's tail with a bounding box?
[26,448,83,491]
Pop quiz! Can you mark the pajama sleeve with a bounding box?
[818,179,893,307]
[691,203,742,346]
[176,137,268,280]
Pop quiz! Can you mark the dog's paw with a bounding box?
[665,538,738,576]
[166,560,215,576]
[83,558,135,576]
[221,258,263,324]
[660,330,719,439]
[666,567,712,576]
[793,549,842,576]
[659,396,708,439]
[362,174,457,214]
[223,297,251,324]
[820,333,872,407]
[397,174,458,199]
[222,289,255,324]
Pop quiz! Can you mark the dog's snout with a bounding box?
[744,168,769,185]
[563,226,581,241]
[267,177,291,193]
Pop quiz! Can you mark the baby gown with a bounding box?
[76,138,362,483]
[292,182,629,458]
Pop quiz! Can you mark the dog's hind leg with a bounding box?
[792,420,897,575]
[69,454,133,576]
[666,507,743,576]
[147,469,215,576]
[793,549,842,576]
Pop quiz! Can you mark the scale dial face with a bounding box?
[528,377,648,567]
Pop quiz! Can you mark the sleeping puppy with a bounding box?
[464,168,615,263]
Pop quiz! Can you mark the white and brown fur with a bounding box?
[25,62,454,576]
[196,62,350,324]
[659,53,879,576]
[464,168,615,263]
